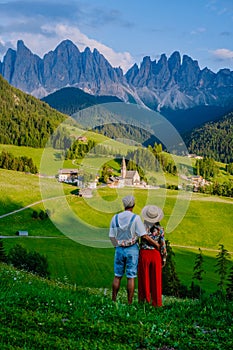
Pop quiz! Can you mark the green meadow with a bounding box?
[1,165,232,295]
[1,135,233,296]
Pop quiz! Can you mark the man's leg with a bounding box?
[112,276,122,301]
[126,244,139,304]
[127,278,135,304]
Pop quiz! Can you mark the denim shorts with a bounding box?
[114,244,139,278]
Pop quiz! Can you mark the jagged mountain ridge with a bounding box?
[1,39,233,113]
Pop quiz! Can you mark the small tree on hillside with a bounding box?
[26,251,50,278]
[191,248,205,298]
[162,240,181,297]
[0,238,7,263]
[8,244,28,269]
[99,164,113,183]
[226,265,233,301]
[215,244,231,295]
[8,244,50,278]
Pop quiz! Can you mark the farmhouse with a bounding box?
[58,169,78,183]
[77,136,88,142]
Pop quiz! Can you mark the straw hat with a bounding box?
[141,205,164,223]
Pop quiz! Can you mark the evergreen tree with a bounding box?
[226,265,233,300]
[215,244,231,294]
[191,248,205,298]
[162,240,181,297]
[26,251,50,278]
[0,238,7,263]
[8,244,28,270]
[39,210,46,220]
[226,162,233,175]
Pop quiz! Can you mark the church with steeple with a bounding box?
[120,157,140,186]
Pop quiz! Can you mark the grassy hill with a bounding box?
[1,263,232,350]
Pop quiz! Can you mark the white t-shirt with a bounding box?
[109,211,146,246]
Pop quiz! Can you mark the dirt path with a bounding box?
[172,244,233,255]
[0,195,68,219]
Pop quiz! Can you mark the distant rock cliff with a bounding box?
[1,40,233,112]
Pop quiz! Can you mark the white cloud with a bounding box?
[1,23,134,72]
[191,27,206,35]
[212,48,233,60]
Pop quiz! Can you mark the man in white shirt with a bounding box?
[109,195,159,304]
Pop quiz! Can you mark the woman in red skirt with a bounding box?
[138,205,167,307]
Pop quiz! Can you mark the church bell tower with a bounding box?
[121,157,127,179]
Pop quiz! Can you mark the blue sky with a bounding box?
[0,0,233,73]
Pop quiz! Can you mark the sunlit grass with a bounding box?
[1,263,232,349]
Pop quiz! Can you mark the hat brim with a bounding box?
[141,205,164,223]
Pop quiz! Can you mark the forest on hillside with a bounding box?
[42,87,122,116]
[184,112,233,163]
[0,75,66,148]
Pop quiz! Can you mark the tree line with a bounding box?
[0,240,49,278]
[0,150,38,174]
[163,242,233,300]
[65,139,97,159]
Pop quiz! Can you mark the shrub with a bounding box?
[8,244,50,278]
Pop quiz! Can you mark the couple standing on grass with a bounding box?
[109,195,167,307]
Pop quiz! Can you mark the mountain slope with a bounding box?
[42,86,122,115]
[0,75,66,147]
[184,111,233,163]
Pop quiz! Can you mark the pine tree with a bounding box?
[226,265,233,300]
[191,248,205,298]
[0,238,7,263]
[162,240,181,297]
[215,244,231,295]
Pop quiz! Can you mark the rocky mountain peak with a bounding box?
[0,39,233,112]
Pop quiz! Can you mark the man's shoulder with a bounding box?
[118,211,139,219]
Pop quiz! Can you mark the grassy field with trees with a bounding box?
[1,167,232,295]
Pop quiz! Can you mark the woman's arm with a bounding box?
[141,234,160,250]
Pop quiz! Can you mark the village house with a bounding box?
[188,175,210,191]
[188,154,203,160]
[58,169,78,183]
[77,136,88,142]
